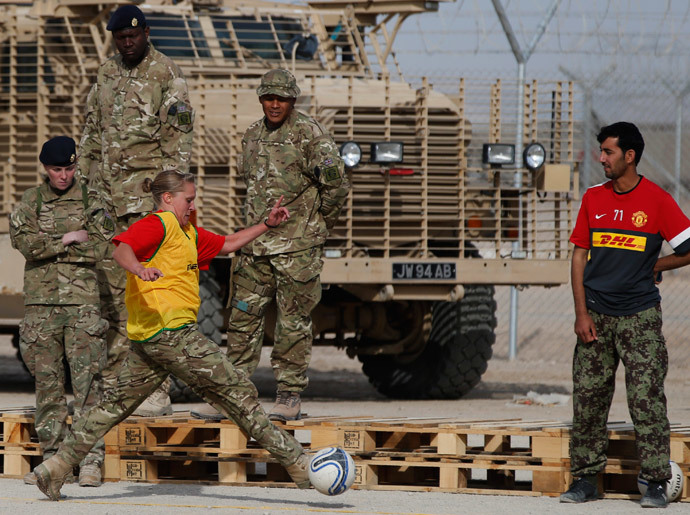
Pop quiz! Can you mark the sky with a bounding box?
[390,0,690,80]
[275,0,690,84]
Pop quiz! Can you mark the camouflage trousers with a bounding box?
[54,324,303,468]
[570,305,671,481]
[19,304,107,466]
[96,212,147,389]
[226,247,323,392]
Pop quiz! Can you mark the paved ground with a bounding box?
[1,479,689,514]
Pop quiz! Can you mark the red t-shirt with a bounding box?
[113,211,224,270]
[570,176,690,315]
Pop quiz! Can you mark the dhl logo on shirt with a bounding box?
[592,232,646,252]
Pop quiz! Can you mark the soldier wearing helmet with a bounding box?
[78,4,195,417]
[193,69,350,422]
[9,137,114,487]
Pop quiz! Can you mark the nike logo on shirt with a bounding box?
[595,214,606,219]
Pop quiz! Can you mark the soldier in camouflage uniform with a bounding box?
[193,69,349,422]
[561,122,690,508]
[9,137,113,488]
[32,171,312,502]
[78,5,194,416]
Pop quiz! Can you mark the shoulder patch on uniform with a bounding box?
[323,166,340,182]
[178,111,192,125]
[103,210,115,232]
[168,101,192,125]
[178,102,192,124]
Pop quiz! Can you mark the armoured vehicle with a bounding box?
[0,0,576,399]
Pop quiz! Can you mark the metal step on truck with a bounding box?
[0,0,576,399]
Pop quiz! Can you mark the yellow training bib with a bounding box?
[125,211,200,342]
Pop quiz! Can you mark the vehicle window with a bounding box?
[212,16,304,61]
[147,13,211,59]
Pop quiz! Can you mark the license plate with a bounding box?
[392,262,456,280]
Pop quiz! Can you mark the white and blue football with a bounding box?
[308,446,356,496]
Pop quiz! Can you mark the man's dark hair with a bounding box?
[597,121,644,165]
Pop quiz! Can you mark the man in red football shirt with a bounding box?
[561,122,690,508]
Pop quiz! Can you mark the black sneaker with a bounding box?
[559,476,599,503]
[640,481,668,509]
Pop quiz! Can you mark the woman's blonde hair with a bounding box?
[142,170,196,206]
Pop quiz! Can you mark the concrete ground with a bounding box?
[0,479,688,514]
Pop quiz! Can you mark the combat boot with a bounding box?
[25,466,75,485]
[285,452,311,489]
[269,391,301,422]
[190,404,227,421]
[23,471,37,485]
[78,462,103,487]
[132,377,173,417]
[34,455,73,501]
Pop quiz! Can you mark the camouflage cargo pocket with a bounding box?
[273,247,323,283]
[18,319,37,377]
[75,308,109,373]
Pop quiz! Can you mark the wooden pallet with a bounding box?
[106,413,369,483]
[2,410,689,500]
[0,411,40,477]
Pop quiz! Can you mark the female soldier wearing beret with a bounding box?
[10,136,113,487]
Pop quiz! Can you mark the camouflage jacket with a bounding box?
[239,109,349,255]
[9,180,115,305]
[78,44,194,217]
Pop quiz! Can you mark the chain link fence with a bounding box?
[371,0,690,368]
[396,71,690,369]
[510,72,690,369]
[473,73,689,367]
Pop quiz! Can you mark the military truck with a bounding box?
[0,0,576,399]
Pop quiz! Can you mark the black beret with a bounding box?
[39,136,76,167]
[106,5,147,32]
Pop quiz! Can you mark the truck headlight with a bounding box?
[340,141,362,168]
[523,142,546,170]
[371,142,403,164]
[482,143,515,165]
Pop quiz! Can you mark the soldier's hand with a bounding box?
[266,195,290,227]
[62,230,89,246]
[136,266,164,282]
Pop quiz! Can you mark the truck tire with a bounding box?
[359,285,497,399]
[169,269,224,402]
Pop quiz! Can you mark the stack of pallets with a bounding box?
[295,417,689,499]
[0,409,41,477]
[1,409,688,501]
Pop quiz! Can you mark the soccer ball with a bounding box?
[637,461,684,502]
[308,446,356,496]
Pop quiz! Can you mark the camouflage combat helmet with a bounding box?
[256,69,301,98]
